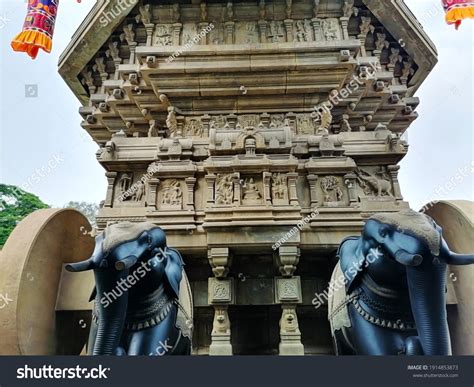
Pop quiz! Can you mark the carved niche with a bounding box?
[320,175,344,206]
[215,174,234,205]
[184,118,204,137]
[242,177,262,205]
[271,173,289,205]
[321,18,342,41]
[159,179,183,210]
[356,167,394,199]
[153,25,173,46]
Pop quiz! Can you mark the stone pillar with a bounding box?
[344,173,358,206]
[208,248,233,355]
[172,23,182,45]
[225,21,235,44]
[387,165,403,200]
[185,177,196,211]
[104,172,118,207]
[263,172,272,206]
[307,174,319,209]
[275,275,304,355]
[202,114,211,137]
[358,34,367,57]
[233,172,241,206]
[287,172,299,206]
[205,173,217,207]
[258,20,267,43]
[144,24,154,46]
[198,23,209,45]
[129,42,137,65]
[340,17,349,40]
[147,178,160,210]
[284,19,294,42]
[311,18,322,41]
[286,112,297,134]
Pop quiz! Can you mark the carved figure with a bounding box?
[166,109,178,137]
[162,180,183,207]
[216,174,234,205]
[132,181,145,202]
[243,178,261,201]
[328,210,474,355]
[356,169,393,197]
[66,222,193,355]
[321,176,343,202]
[272,173,287,200]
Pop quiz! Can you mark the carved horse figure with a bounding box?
[328,210,474,355]
[66,222,192,356]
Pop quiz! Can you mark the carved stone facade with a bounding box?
[60,0,437,356]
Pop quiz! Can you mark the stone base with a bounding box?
[209,338,233,356]
[279,341,305,356]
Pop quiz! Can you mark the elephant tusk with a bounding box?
[65,259,94,272]
[115,255,138,271]
[394,250,423,267]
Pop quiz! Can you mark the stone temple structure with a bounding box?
[58,0,440,355]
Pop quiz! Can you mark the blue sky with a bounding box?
[0,0,472,209]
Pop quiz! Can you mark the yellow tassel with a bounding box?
[11,30,53,60]
[445,6,474,28]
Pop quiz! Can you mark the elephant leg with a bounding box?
[404,336,424,355]
[346,306,406,355]
[332,329,355,355]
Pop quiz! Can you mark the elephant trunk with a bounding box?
[406,261,451,355]
[90,271,129,356]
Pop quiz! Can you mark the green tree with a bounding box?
[63,201,99,227]
[0,184,49,248]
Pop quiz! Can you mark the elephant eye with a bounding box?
[379,228,388,238]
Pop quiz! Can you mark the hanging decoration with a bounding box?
[11,0,81,60]
[442,0,474,29]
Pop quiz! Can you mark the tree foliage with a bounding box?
[0,184,49,248]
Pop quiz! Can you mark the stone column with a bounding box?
[306,174,319,209]
[129,42,137,65]
[104,172,118,207]
[225,22,235,44]
[202,114,211,137]
[311,18,322,41]
[147,178,160,210]
[275,272,304,355]
[198,22,209,45]
[287,172,299,206]
[233,172,241,206]
[172,23,182,46]
[344,173,358,206]
[185,177,196,211]
[340,17,349,40]
[387,165,403,200]
[258,20,267,43]
[144,24,154,46]
[263,172,272,206]
[284,19,294,42]
[205,174,217,207]
[208,248,233,355]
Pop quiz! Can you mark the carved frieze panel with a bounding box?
[267,20,285,42]
[271,173,289,205]
[114,172,147,206]
[321,18,342,41]
[320,175,345,206]
[241,176,263,205]
[356,166,394,199]
[235,22,259,44]
[294,19,313,42]
[153,24,173,46]
[182,23,199,45]
[208,278,234,304]
[215,174,234,206]
[296,114,315,135]
[159,179,184,210]
[184,118,204,137]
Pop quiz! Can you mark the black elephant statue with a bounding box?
[327,209,474,355]
[66,222,193,356]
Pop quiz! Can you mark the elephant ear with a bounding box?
[164,247,184,299]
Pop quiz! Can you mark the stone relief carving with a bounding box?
[154,24,173,46]
[272,173,288,203]
[296,114,315,134]
[161,179,183,208]
[295,20,312,42]
[321,19,341,41]
[210,115,227,129]
[242,178,261,203]
[320,176,343,204]
[238,114,259,128]
[268,21,284,42]
[216,174,234,205]
[132,181,145,202]
[166,109,178,137]
[356,168,393,198]
[236,22,259,44]
[185,119,204,136]
[270,114,285,128]
[118,173,133,200]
